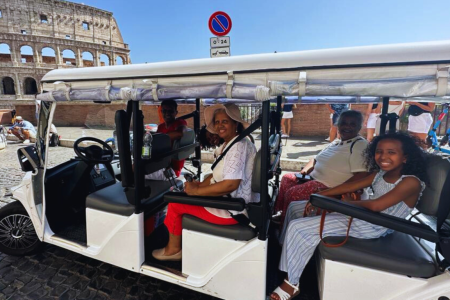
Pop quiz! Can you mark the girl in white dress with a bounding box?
[271,132,428,300]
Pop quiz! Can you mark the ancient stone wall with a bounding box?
[0,0,130,104]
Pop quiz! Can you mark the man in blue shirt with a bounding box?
[8,116,36,144]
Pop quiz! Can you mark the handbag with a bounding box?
[319,192,360,248]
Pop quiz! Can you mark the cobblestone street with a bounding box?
[0,142,220,300]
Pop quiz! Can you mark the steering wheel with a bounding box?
[74,137,114,164]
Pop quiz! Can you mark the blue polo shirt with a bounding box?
[10,120,36,135]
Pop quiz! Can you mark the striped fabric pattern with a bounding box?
[278,171,425,285]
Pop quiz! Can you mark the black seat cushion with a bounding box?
[182,215,257,241]
[318,231,437,278]
[86,180,182,216]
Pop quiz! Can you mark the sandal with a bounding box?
[270,279,300,300]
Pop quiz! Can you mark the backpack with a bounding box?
[49,133,59,147]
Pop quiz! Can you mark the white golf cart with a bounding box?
[3,40,450,300]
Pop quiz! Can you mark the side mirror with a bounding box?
[17,146,40,172]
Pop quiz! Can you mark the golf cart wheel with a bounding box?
[0,201,43,256]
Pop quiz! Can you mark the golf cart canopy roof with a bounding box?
[38,40,450,103]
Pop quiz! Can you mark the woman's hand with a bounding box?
[184,182,199,196]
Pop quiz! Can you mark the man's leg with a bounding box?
[10,128,24,141]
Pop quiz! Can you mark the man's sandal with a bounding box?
[270,279,300,300]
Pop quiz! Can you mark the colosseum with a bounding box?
[0,0,130,113]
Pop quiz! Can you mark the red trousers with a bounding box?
[275,172,328,225]
[164,203,238,236]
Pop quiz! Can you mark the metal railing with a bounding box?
[238,103,277,124]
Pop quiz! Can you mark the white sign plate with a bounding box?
[210,47,230,58]
[210,36,230,48]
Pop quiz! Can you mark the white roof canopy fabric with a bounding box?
[38,40,450,103]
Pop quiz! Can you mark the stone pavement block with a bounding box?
[25,263,47,276]
[99,281,118,295]
[10,280,24,290]
[0,266,12,278]
[47,274,67,288]
[59,288,78,300]
[87,276,103,290]
[39,267,58,281]
[76,288,97,300]
[72,278,89,291]
[18,281,41,295]
[27,286,49,299]
[1,286,16,297]
[64,275,81,286]
[2,271,22,283]
[15,274,32,285]
[49,284,69,297]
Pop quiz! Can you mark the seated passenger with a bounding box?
[271,132,427,300]
[145,99,187,180]
[152,103,259,261]
[274,110,370,225]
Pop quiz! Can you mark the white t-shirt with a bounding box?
[310,137,368,188]
[206,136,260,218]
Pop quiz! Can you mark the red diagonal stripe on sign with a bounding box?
[213,16,227,31]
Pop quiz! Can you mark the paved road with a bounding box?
[0,141,318,300]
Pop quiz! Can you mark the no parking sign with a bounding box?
[209,11,231,57]
[208,11,232,36]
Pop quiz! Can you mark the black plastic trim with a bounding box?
[310,194,439,243]
[164,192,245,211]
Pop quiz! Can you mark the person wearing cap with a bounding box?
[7,116,36,144]
[152,103,260,261]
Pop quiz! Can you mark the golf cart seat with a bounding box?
[167,148,265,241]
[172,128,196,160]
[85,110,183,216]
[313,155,450,278]
[86,179,183,216]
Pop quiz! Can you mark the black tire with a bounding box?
[0,201,43,256]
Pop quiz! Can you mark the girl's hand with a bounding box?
[341,193,354,202]
[184,182,199,195]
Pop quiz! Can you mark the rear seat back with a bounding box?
[416,155,450,217]
[144,133,172,174]
[172,128,196,160]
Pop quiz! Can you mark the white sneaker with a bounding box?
[23,139,30,144]
[281,134,289,138]
[325,137,330,142]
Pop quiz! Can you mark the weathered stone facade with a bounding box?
[0,0,130,103]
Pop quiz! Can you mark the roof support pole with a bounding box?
[379,97,390,135]
[194,98,201,179]
[132,100,144,213]
[258,100,270,240]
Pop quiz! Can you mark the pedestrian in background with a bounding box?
[375,100,405,135]
[407,101,435,148]
[281,101,297,138]
[7,116,36,144]
[326,104,349,142]
[364,103,381,141]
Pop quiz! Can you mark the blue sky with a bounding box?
[75,0,450,64]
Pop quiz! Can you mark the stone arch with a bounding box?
[115,55,124,65]
[23,77,38,95]
[62,49,76,66]
[2,77,16,95]
[20,45,34,63]
[0,43,12,62]
[100,53,110,66]
[41,46,56,64]
[82,51,94,67]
